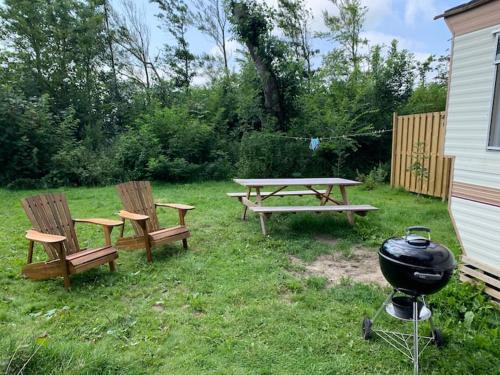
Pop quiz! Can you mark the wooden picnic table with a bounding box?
[230,178,378,235]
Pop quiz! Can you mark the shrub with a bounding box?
[237,132,310,178]
[113,125,162,182]
[356,163,389,190]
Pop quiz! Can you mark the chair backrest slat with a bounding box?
[117,181,160,235]
[21,193,80,260]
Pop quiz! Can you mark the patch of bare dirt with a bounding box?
[290,246,388,287]
[314,234,339,247]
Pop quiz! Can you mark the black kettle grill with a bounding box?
[362,227,456,375]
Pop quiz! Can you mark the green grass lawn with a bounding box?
[0,182,498,374]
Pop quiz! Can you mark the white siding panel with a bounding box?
[450,198,500,269]
[445,24,500,189]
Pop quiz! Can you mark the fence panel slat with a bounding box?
[423,113,432,195]
[390,111,451,200]
[434,112,444,198]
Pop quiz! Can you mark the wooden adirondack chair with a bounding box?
[21,193,123,290]
[115,181,194,262]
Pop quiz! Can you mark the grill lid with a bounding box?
[379,226,456,271]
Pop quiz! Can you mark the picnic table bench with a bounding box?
[228,178,378,235]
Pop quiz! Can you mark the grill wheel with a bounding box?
[362,317,372,340]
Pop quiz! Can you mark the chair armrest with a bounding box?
[73,218,124,227]
[26,230,66,244]
[155,203,195,210]
[118,210,149,221]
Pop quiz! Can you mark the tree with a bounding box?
[113,0,161,90]
[0,0,110,138]
[152,0,197,89]
[416,55,434,87]
[320,0,368,75]
[103,0,120,100]
[229,0,285,129]
[191,0,231,75]
[276,0,316,78]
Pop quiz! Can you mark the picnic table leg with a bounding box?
[340,185,355,225]
[320,185,334,206]
[242,187,252,220]
[255,187,267,235]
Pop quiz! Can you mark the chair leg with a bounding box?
[182,239,188,249]
[27,240,34,264]
[57,243,71,291]
[145,237,153,263]
[138,222,153,263]
[63,273,71,290]
[109,260,116,272]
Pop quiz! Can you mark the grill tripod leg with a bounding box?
[413,299,419,375]
[372,290,397,323]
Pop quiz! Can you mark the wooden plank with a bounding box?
[115,236,147,251]
[409,114,418,192]
[141,181,160,232]
[227,190,327,198]
[423,113,433,195]
[149,226,189,242]
[428,112,439,197]
[249,205,378,213]
[22,261,63,280]
[67,247,117,268]
[452,182,500,207]
[442,157,452,200]
[156,203,195,210]
[119,210,149,221]
[396,116,404,188]
[152,232,190,247]
[241,197,257,207]
[434,113,445,198]
[73,218,124,227]
[401,116,409,189]
[462,255,500,277]
[26,230,66,243]
[390,112,397,187]
[70,253,118,274]
[460,265,500,289]
[233,178,361,187]
[417,113,426,194]
[339,185,354,225]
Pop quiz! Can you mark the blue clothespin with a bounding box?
[309,137,320,151]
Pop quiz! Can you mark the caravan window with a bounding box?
[489,35,500,148]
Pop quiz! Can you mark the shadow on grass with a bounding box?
[246,213,382,262]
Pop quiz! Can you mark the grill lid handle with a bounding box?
[414,272,442,281]
[405,226,431,246]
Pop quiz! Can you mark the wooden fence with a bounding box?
[390,111,452,200]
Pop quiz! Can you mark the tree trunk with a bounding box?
[104,1,120,100]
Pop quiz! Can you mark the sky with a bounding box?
[112,0,463,78]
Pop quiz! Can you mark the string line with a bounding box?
[256,128,393,141]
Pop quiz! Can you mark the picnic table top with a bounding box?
[233,178,361,187]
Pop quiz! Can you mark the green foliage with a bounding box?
[356,163,389,190]
[319,0,368,73]
[399,83,447,114]
[0,0,448,187]
[0,87,55,187]
[407,141,430,188]
[237,132,310,178]
[153,0,198,89]
[113,124,162,182]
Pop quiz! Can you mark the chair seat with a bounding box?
[149,225,190,246]
[66,246,118,274]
